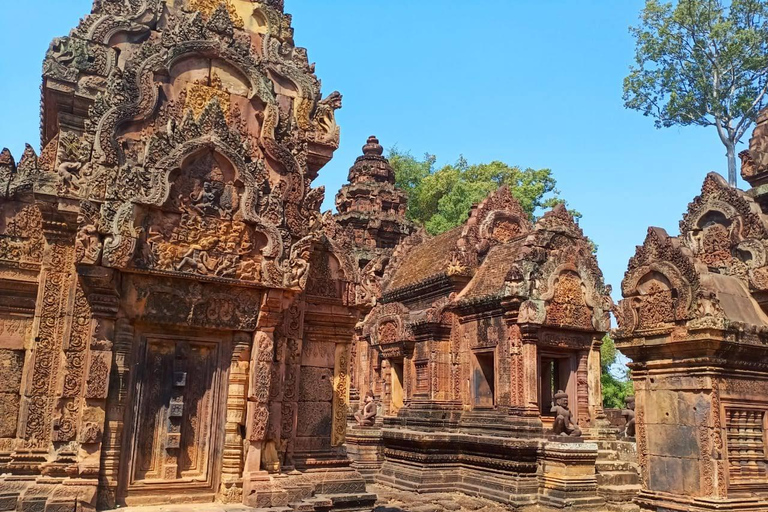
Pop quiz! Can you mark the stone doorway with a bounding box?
[539,355,574,417]
[471,350,495,409]
[390,361,404,413]
[121,332,230,505]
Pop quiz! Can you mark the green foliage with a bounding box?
[600,335,634,410]
[388,148,575,236]
[623,0,768,185]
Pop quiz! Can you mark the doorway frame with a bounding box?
[117,327,232,506]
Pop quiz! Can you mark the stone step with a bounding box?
[597,440,637,452]
[596,471,640,487]
[596,459,637,472]
[598,483,642,502]
[104,506,292,512]
[598,449,619,461]
[605,502,641,512]
[289,502,317,512]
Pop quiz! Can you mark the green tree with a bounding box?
[388,148,571,235]
[624,0,768,186]
[600,335,634,410]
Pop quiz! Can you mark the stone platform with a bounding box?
[101,485,505,512]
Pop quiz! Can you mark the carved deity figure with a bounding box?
[190,181,222,217]
[354,391,377,427]
[176,236,218,274]
[623,395,636,438]
[551,390,581,437]
[75,216,102,265]
[285,245,310,288]
[58,161,83,194]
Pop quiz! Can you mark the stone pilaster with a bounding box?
[219,332,251,503]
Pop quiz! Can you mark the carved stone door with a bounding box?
[123,334,227,503]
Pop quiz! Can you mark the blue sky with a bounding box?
[0,1,744,303]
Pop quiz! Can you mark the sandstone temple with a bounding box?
[2,1,768,512]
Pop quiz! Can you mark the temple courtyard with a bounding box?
[1,1,768,512]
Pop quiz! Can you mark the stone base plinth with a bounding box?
[0,476,98,512]
[376,428,539,508]
[636,490,768,512]
[345,425,384,484]
[243,467,375,512]
[539,441,605,510]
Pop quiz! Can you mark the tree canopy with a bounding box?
[600,335,634,409]
[623,0,768,186]
[388,148,572,235]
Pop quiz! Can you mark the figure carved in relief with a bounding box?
[58,161,83,194]
[76,215,102,265]
[190,182,223,217]
[285,244,310,288]
[50,37,76,64]
[146,225,164,247]
[354,391,377,427]
[551,390,581,437]
[623,395,636,438]
[314,91,342,142]
[176,237,218,274]
[215,254,238,278]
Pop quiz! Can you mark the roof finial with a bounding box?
[363,136,384,157]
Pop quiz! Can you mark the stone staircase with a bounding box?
[596,439,641,512]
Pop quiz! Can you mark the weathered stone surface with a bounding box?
[616,112,768,511]
[348,187,617,509]
[0,0,374,511]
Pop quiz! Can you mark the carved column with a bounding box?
[496,323,512,409]
[503,305,528,417]
[98,316,133,508]
[576,351,590,429]
[520,324,540,418]
[588,337,607,427]
[347,333,360,418]
[77,269,119,483]
[244,291,284,483]
[219,332,251,503]
[279,299,303,471]
[331,342,351,447]
[19,213,76,449]
[246,330,273,475]
[380,359,392,416]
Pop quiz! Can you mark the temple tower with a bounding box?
[615,108,768,511]
[0,1,375,510]
[335,136,413,268]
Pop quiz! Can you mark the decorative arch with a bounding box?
[542,267,593,331]
[102,101,284,272]
[459,186,533,262]
[620,261,694,334]
[91,29,277,166]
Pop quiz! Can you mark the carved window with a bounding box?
[725,408,768,485]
